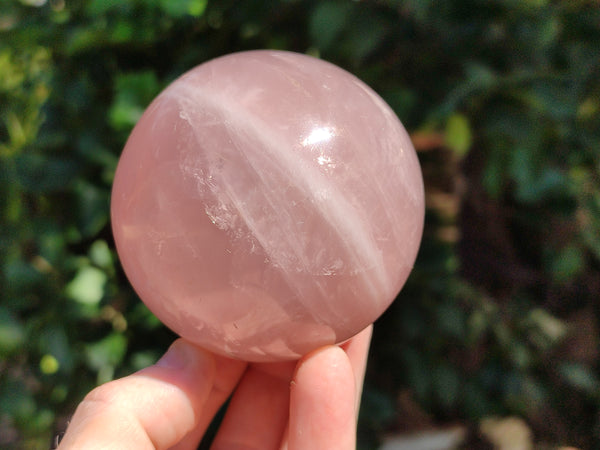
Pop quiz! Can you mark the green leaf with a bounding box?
[130,350,160,371]
[109,71,160,131]
[516,168,568,204]
[18,0,47,7]
[402,348,431,401]
[89,240,113,270]
[550,244,585,283]
[159,0,208,17]
[187,0,208,17]
[309,1,352,51]
[559,362,599,395]
[27,409,55,434]
[14,153,79,193]
[74,181,110,239]
[66,26,105,55]
[445,113,472,157]
[520,375,548,409]
[467,309,489,344]
[85,0,130,17]
[110,20,135,44]
[40,354,60,375]
[524,0,548,7]
[66,266,107,305]
[382,87,417,120]
[436,301,466,338]
[530,81,578,120]
[34,219,66,264]
[482,152,505,199]
[108,102,146,132]
[527,308,567,348]
[4,258,45,294]
[0,49,26,91]
[433,364,461,408]
[38,325,74,373]
[510,342,532,369]
[397,0,434,23]
[359,386,396,430]
[580,191,600,261]
[463,381,494,419]
[465,62,497,90]
[344,10,388,63]
[0,378,36,420]
[85,332,127,372]
[130,303,163,330]
[0,307,25,356]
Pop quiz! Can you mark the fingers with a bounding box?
[288,345,358,450]
[58,328,372,450]
[209,361,297,450]
[169,352,250,450]
[340,325,372,415]
[209,328,372,450]
[58,339,247,450]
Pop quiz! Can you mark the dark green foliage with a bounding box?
[1,0,599,448]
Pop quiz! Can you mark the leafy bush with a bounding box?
[1,0,598,448]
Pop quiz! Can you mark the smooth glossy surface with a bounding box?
[111,50,424,361]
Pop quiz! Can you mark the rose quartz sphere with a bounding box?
[111,50,424,362]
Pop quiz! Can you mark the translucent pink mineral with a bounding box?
[111,50,425,361]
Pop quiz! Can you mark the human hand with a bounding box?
[57,325,372,449]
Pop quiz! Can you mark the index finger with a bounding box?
[58,339,247,450]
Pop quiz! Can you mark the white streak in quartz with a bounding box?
[346,77,424,262]
[165,81,391,307]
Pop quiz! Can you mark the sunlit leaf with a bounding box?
[40,354,60,375]
[89,240,113,270]
[445,113,472,157]
[85,332,127,372]
[159,0,208,17]
[65,266,107,305]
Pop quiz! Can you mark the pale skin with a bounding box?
[57,325,372,450]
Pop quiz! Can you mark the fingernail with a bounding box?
[156,339,204,370]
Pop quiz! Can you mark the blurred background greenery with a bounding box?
[1,0,599,448]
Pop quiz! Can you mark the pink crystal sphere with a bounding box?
[111,50,424,361]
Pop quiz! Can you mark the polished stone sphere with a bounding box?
[111,50,424,361]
